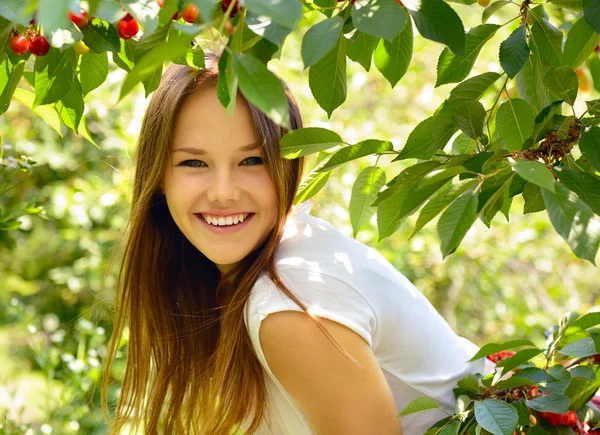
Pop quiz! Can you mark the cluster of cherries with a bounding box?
[486,351,600,434]
[7,1,208,57]
[9,28,49,56]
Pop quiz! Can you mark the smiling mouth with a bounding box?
[195,212,255,226]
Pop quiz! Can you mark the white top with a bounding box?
[242,200,495,435]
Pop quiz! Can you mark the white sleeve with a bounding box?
[244,268,378,376]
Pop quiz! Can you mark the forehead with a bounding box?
[173,87,256,149]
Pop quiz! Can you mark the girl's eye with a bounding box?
[179,160,205,168]
[178,157,263,167]
[242,156,263,166]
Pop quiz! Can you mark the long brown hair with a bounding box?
[100,52,358,435]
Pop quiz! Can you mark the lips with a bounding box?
[195,212,255,234]
[195,212,255,224]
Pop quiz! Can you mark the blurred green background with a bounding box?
[1,5,599,434]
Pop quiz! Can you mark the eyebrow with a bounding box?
[173,143,259,155]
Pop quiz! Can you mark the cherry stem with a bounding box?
[217,0,237,35]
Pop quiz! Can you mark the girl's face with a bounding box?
[163,87,278,275]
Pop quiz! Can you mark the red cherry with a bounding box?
[67,8,89,28]
[593,354,600,363]
[595,43,600,53]
[157,0,179,19]
[9,34,30,55]
[538,411,578,427]
[182,3,199,23]
[118,18,139,39]
[29,35,50,56]
[123,13,134,22]
[486,351,516,363]
[221,0,241,17]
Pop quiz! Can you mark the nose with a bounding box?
[205,167,241,204]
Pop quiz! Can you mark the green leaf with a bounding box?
[482,1,513,24]
[398,396,440,416]
[579,127,600,172]
[12,88,63,137]
[584,0,600,33]
[496,98,536,150]
[553,166,600,216]
[429,99,463,156]
[587,99,600,116]
[453,100,486,139]
[564,311,600,336]
[516,40,552,113]
[564,18,599,68]
[457,375,481,393]
[543,66,579,106]
[496,348,545,377]
[569,365,597,380]
[0,15,12,62]
[499,25,529,78]
[439,420,461,435]
[92,1,129,22]
[79,52,108,97]
[0,0,35,26]
[525,394,571,413]
[436,24,499,87]
[418,166,466,189]
[542,182,600,264]
[437,186,479,258]
[134,23,170,61]
[80,18,120,52]
[350,166,386,237]
[119,30,197,102]
[38,0,71,43]
[318,139,392,172]
[523,182,546,214]
[0,55,24,115]
[547,0,583,9]
[530,17,564,67]
[352,0,407,42]
[294,170,332,203]
[378,179,448,240]
[394,116,435,160]
[542,365,572,395]
[448,72,502,102]
[233,53,290,130]
[346,31,379,72]
[558,337,597,357]
[411,179,479,238]
[452,134,478,154]
[308,34,347,118]
[172,47,206,68]
[33,47,77,108]
[511,160,556,192]
[280,127,344,158]
[54,76,84,133]
[380,160,442,195]
[495,377,536,390]
[301,17,344,69]
[474,399,518,435]
[468,339,537,362]
[408,0,466,56]
[113,39,135,72]
[244,0,302,30]
[373,8,413,88]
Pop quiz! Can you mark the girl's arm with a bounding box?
[259,311,404,435]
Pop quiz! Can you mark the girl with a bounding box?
[101,51,495,435]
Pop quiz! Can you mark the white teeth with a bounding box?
[201,213,250,226]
